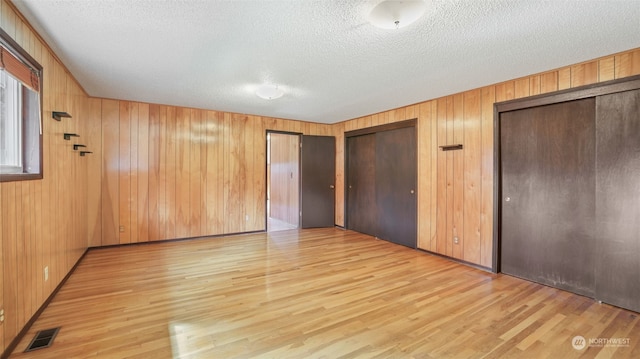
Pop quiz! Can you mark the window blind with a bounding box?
[0,45,40,92]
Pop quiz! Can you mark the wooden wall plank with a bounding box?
[165,106,177,240]
[452,94,464,260]
[148,104,161,241]
[175,107,191,239]
[445,97,455,257]
[244,114,257,231]
[118,101,131,244]
[514,78,530,99]
[235,114,250,232]
[480,86,496,268]
[215,111,226,234]
[32,179,43,317]
[157,106,169,240]
[205,111,224,235]
[137,103,150,242]
[255,116,267,230]
[2,183,17,348]
[571,61,598,87]
[0,0,17,38]
[102,99,120,245]
[495,81,515,103]
[41,51,53,297]
[86,98,103,247]
[558,67,572,90]
[463,90,482,264]
[540,72,558,94]
[615,48,640,78]
[599,57,615,82]
[406,104,418,120]
[370,113,380,127]
[189,109,203,238]
[53,60,64,284]
[223,113,236,233]
[529,75,541,96]
[417,102,432,250]
[435,98,448,255]
[429,101,438,251]
[129,103,140,243]
[16,183,26,334]
[198,111,209,236]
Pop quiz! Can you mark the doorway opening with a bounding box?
[267,132,300,232]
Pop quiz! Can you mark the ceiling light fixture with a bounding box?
[368,0,427,29]
[256,84,284,100]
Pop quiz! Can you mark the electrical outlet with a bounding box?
[453,236,460,245]
[245,215,249,222]
[119,225,125,232]
[44,266,49,281]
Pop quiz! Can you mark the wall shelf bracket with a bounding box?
[439,144,464,151]
[73,144,86,150]
[63,133,80,140]
[52,111,72,121]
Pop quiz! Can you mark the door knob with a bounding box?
[330,185,335,189]
[410,190,415,194]
[349,185,352,189]
[505,197,511,202]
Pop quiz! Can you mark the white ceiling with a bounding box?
[11,0,640,124]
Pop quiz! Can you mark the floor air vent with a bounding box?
[25,327,60,352]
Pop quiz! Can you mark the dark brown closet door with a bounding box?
[300,135,335,228]
[375,126,417,248]
[595,89,640,312]
[500,99,596,297]
[346,134,377,236]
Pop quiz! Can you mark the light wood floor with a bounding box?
[9,228,640,358]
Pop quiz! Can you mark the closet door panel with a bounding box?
[500,99,596,296]
[346,135,377,236]
[376,127,417,248]
[595,89,640,312]
[301,135,335,228]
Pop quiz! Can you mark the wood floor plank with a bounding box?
[9,228,639,358]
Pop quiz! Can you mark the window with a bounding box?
[0,27,43,181]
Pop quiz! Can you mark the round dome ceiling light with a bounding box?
[256,84,284,100]
[368,0,427,29]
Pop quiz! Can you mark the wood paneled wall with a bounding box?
[334,47,640,268]
[86,102,332,246]
[0,0,91,354]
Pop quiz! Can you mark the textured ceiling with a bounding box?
[10,0,640,124]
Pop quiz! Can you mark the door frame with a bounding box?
[492,74,640,273]
[344,118,417,235]
[265,130,302,231]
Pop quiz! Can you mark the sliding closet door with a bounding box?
[346,134,377,236]
[500,99,596,296]
[376,127,417,248]
[595,89,640,312]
